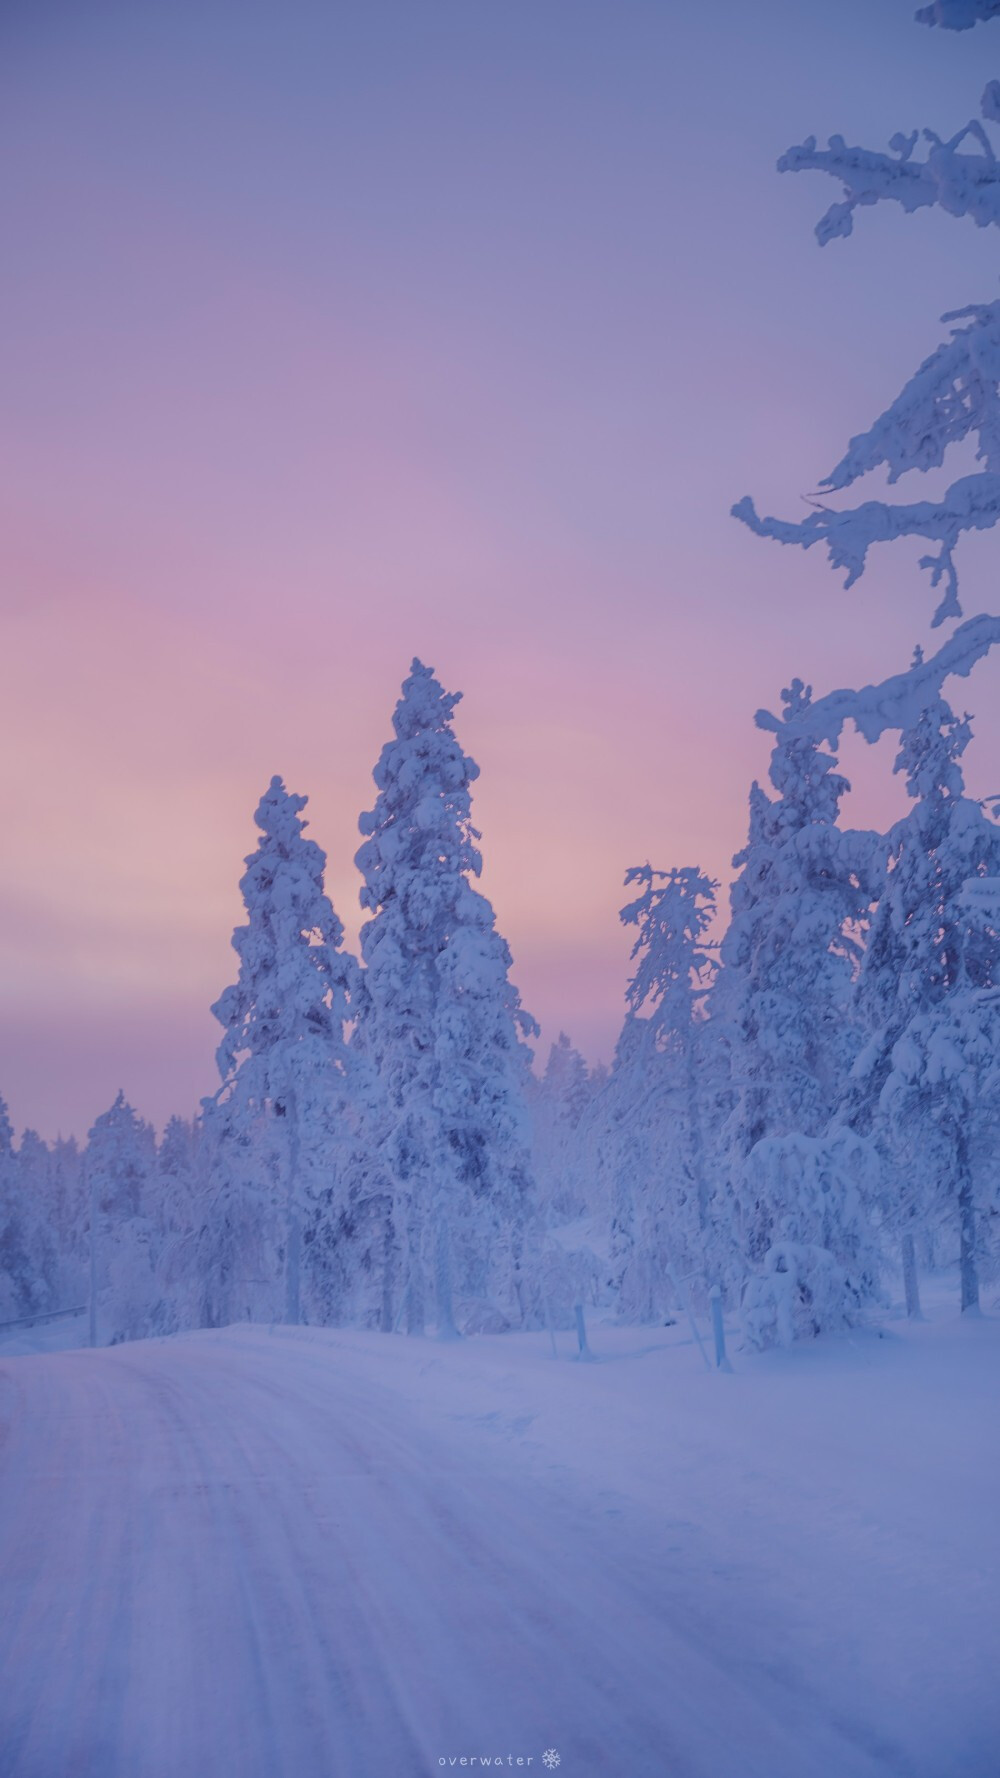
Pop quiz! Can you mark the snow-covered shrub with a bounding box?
[454,1298,515,1336]
[743,1129,882,1276]
[742,1242,870,1350]
[739,1129,884,1346]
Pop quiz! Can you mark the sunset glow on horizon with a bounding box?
[3,0,1000,1137]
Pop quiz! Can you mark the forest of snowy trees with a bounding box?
[2,628,999,1350]
[3,0,1000,1351]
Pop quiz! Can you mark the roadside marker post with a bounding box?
[543,1294,559,1359]
[710,1285,733,1373]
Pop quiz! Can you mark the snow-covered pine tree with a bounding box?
[50,1136,84,1264]
[0,1101,21,1322]
[881,980,1000,1316]
[354,659,538,1337]
[594,1013,662,1320]
[86,1092,155,1221]
[204,776,356,1329]
[542,1032,592,1127]
[855,688,1000,1310]
[0,1101,55,1321]
[620,865,719,1313]
[620,865,718,1223]
[747,622,1000,1318]
[733,6,1000,622]
[740,1129,883,1349]
[529,1033,593,1222]
[525,1035,610,1327]
[85,1092,157,1345]
[725,0,1000,1314]
[716,681,879,1274]
[155,1116,199,1241]
[13,1131,59,1312]
[149,1115,201,1334]
[586,865,720,1323]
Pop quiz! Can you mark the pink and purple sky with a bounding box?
[2,0,999,1138]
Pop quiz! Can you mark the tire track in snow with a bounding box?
[0,1331,913,1778]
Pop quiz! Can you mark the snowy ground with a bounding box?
[0,1301,997,1778]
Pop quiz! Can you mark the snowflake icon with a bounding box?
[541,1753,561,1771]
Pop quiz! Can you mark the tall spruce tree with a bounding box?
[0,1098,48,1321]
[14,1131,59,1313]
[747,624,1000,1322]
[205,776,356,1327]
[599,865,720,1319]
[85,1092,156,1346]
[354,659,537,1337]
[717,682,878,1269]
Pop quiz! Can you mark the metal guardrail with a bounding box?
[0,1304,86,1333]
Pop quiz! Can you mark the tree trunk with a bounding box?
[404,1204,425,1335]
[284,1090,301,1327]
[379,1214,395,1333]
[687,1049,710,1234]
[958,1174,979,1314]
[901,1231,923,1320]
[434,1207,459,1340]
[88,1170,98,1349]
[285,1210,301,1326]
[405,1275,425,1334]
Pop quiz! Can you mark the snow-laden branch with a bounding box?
[754,612,1000,747]
[779,85,1000,244]
[824,303,1000,489]
[734,476,1000,626]
[734,300,1000,624]
[959,874,1000,917]
[916,0,1000,29]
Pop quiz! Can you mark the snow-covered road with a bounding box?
[0,1319,995,1778]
